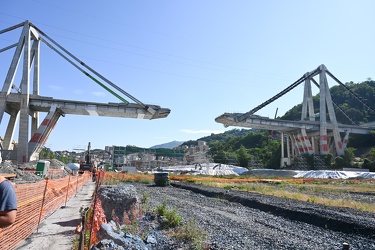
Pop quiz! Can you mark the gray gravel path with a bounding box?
[129,181,375,250]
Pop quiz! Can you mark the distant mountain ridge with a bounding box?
[149,140,185,149]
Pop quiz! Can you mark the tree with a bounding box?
[213,150,229,164]
[39,148,56,160]
[332,147,356,169]
[236,145,250,168]
[343,147,356,164]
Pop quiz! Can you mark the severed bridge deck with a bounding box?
[216,113,374,135]
[0,21,171,163]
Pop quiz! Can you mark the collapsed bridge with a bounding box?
[215,64,375,167]
[0,21,171,163]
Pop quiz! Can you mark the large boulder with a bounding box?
[98,184,139,221]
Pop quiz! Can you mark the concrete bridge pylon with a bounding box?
[215,64,375,168]
[0,21,171,163]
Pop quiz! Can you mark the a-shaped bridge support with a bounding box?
[215,65,375,167]
[0,21,171,163]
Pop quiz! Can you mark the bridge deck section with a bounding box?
[215,113,374,135]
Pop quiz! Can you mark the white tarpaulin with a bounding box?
[294,170,375,179]
[67,162,80,170]
[160,163,248,176]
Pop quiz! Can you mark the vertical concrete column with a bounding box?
[342,131,350,150]
[281,132,284,158]
[280,132,284,168]
[319,65,344,156]
[0,22,26,124]
[301,76,309,121]
[286,134,293,160]
[289,134,295,158]
[3,114,19,149]
[292,133,301,155]
[31,39,40,137]
[319,65,328,155]
[301,75,315,121]
[296,133,306,154]
[17,21,31,163]
[301,128,314,154]
[324,80,344,155]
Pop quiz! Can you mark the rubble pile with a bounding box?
[92,184,174,250]
[98,184,139,220]
[0,159,72,183]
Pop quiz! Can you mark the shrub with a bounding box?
[175,217,208,250]
[156,199,167,216]
[164,207,182,228]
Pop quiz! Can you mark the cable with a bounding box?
[326,70,375,115]
[310,78,357,125]
[235,73,308,122]
[32,23,146,106]
[1,17,293,86]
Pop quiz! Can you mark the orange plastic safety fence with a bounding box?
[89,198,106,246]
[83,171,106,249]
[0,172,91,250]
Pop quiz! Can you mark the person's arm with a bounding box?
[0,178,18,228]
[0,210,17,228]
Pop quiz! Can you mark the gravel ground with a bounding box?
[124,181,375,250]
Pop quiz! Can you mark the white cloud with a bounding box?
[180,129,224,134]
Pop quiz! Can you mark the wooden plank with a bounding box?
[0,173,17,179]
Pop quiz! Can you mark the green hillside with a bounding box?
[282,79,375,124]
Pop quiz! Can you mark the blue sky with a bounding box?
[1,0,374,151]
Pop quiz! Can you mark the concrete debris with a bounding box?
[94,224,148,250]
[0,159,72,183]
[90,239,125,250]
[98,184,139,223]
[94,185,163,250]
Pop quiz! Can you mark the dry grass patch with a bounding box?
[102,172,375,213]
[178,176,375,213]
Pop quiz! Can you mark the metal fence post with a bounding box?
[63,174,71,207]
[75,174,79,196]
[37,177,49,233]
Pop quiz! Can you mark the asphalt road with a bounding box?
[14,181,96,250]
